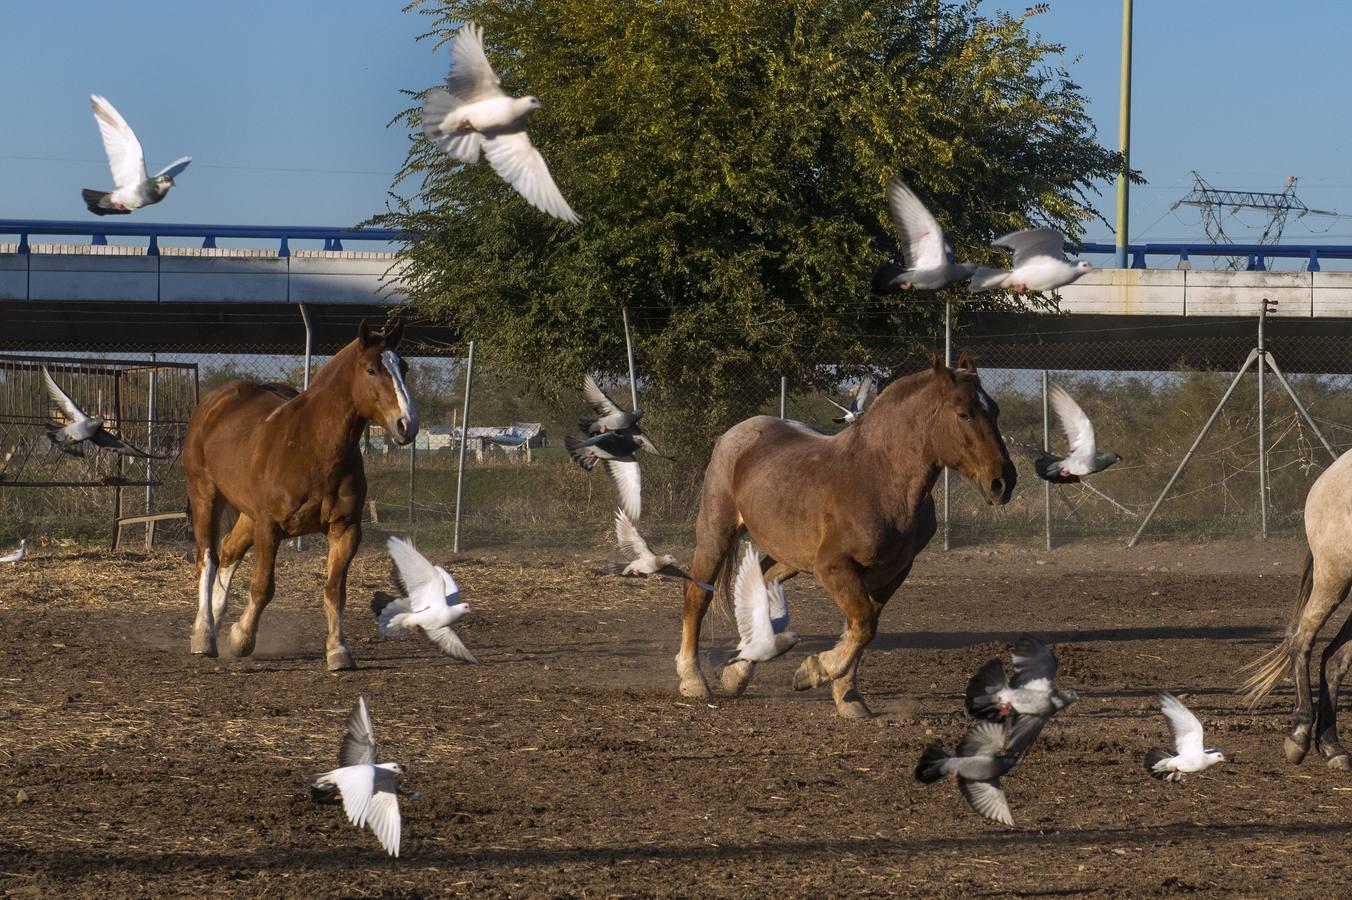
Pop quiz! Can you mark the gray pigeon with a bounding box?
[564,431,669,470]
[1034,383,1121,484]
[871,177,976,292]
[966,635,1078,720]
[579,374,642,435]
[83,95,190,216]
[42,367,165,459]
[914,716,1043,827]
[826,376,874,425]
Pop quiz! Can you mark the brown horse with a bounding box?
[1244,451,1352,769]
[676,355,1016,716]
[183,320,418,670]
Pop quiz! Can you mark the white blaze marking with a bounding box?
[380,350,419,434]
[977,389,993,418]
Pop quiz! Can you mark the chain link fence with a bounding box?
[4,313,1352,553]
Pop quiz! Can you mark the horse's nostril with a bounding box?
[990,478,1005,496]
[397,416,409,436]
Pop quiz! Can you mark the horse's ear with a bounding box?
[931,353,954,384]
[384,318,405,350]
[358,319,376,347]
[957,351,976,375]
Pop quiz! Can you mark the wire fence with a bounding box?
[4,313,1352,553]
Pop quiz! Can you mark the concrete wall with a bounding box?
[0,248,407,305]
[1053,269,1348,317]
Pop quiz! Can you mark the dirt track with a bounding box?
[2,536,1349,897]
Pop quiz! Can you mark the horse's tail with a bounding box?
[1240,550,1314,707]
[708,526,748,625]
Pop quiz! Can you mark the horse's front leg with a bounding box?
[794,552,879,717]
[228,521,281,658]
[322,520,361,671]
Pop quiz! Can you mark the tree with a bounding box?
[375,0,1130,451]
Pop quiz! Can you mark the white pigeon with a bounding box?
[826,375,874,425]
[871,177,976,292]
[610,509,712,588]
[308,696,404,857]
[82,95,190,216]
[1145,692,1226,782]
[968,227,1090,294]
[421,23,580,224]
[966,635,1078,720]
[0,539,26,566]
[1034,383,1121,484]
[378,536,477,663]
[729,543,799,663]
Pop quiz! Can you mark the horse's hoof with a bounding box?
[720,659,754,697]
[189,631,217,658]
[1328,754,1352,771]
[792,655,831,692]
[835,698,873,719]
[1284,736,1310,765]
[678,674,711,699]
[227,624,256,658]
[326,647,356,671]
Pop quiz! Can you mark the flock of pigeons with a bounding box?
[917,637,1226,826]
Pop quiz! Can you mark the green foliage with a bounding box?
[374,0,1129,448]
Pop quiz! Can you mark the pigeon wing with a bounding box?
[153,156,192,179]
[613,508,651,561]
[732,544,772,650]
[1009,635,1057,688]
[959,778,1014,827]
[423,625,478,664]
[444,22,505,105]
[957,720,1010,759]
[90,95,147,189]
[364,786,402,857]
[602,459,642,523]
[480,130,581,225]
[853,375,875,413]
[1007,713,1049,760]
[339,696,379,768]
[1048,384,1096,464]
[1160,692,1205,757]
[88,429,160,458]
[387,536,443,611]
[824,396,852,415]
[42,367,89,424]
[993,227,1066,266]
[329,764,375,827]
[886,177,947,270]
[766,580,789,633]
[582,374,624,418]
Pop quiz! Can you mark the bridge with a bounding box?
[5,219,1352,356]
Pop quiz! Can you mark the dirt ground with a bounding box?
[2,534,1349,897]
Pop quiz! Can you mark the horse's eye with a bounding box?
[366,367,377,376]
[958,412,972,422]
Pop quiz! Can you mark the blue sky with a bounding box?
[3,1,1350,247]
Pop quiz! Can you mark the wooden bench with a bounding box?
[112,512,188,551]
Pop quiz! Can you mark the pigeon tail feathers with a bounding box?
[968,266,1009,292]
[914,745,949,783]
[421,89,482,163]
[965,658,1010,719]
[871,260,908,294]
[1144,747,1173,778]
[1034,453,1079,484]
[82,189,126,215]
[563,435,599,470]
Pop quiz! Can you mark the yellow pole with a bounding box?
[1114,0,1133,269]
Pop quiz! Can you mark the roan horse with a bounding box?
[676,355,1016,716]
[1244,450,1352,769]
[183,320,418,670]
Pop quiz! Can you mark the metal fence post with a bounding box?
[943,299,952,550]
[780,375,787,419]
[296,303,313,552]
[621,306,639,409]
[1043,370,1052,551]
[453,341,476,554]
[408,436,416,525]
[1257,301,1268,539]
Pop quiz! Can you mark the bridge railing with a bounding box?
[1073,242,1352,272]
[0,219,406,257]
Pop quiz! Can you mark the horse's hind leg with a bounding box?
[212,514,254,624]
[228,522,280,659]
[189,491,224,657]
[1285,568,1350,764]
[1316,605,1352,769]
[321,520,361,671]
